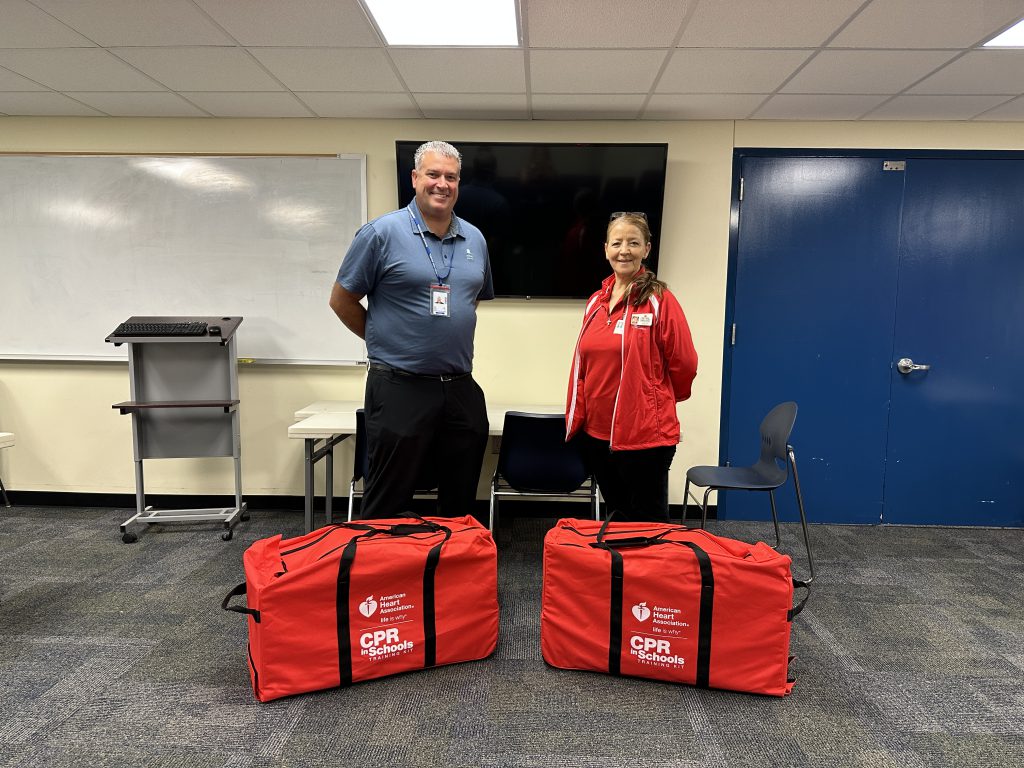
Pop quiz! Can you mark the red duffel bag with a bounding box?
[541,518,809,696]
[222,515,498,702]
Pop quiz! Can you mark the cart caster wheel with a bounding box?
[121,532,138,544]
[221,530,233,541]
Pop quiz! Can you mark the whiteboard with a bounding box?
[0,155,367,364]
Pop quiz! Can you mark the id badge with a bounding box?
[430,283,451,317]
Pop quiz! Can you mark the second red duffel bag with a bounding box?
[541,518,809,696]
[223,515,499,702]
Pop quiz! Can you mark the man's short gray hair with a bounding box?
[414,141,462,172]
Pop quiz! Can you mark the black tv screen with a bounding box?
[395,141,669,299]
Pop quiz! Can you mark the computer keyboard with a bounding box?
[112,321,209,337]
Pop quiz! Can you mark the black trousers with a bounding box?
[575,432,676,523]
[361,366,489,519]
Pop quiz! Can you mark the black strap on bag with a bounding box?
[335,520,452,686]
[788,579,811,621]
[590,520,714,687]
[679,542,715,688]
[221,582,260,623]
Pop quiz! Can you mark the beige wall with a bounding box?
[2,117,1023,502]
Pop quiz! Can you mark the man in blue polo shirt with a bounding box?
[330,140,494,519]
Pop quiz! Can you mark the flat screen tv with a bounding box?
[395,141,669,299]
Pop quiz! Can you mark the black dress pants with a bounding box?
[575,432,676,522]
[361,365,489,519]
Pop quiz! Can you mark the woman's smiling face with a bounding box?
[605,220,651,281]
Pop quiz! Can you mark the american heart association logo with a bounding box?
[631,602,651,622]
[359,595,378,618]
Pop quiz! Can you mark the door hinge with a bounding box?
[731,323,736,346]
[738,177,744,201]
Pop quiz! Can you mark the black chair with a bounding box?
[347,409,438,521]
[489,412,599,531]
[683,402,815,582]
[0,431,12,507]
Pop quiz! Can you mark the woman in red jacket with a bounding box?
[565,212,698,522]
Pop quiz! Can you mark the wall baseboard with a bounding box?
[1,490,716,521]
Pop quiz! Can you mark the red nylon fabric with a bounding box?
[238,516,498,702]
[541,518,799,697]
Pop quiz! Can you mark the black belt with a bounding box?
[368,362,471,382]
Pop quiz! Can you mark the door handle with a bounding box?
[897,357,931,374]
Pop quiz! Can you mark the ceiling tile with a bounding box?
[526,0,691,47]
[0,91,103,116]
[643,93,766,120]
[0,67,46,90]
[973,96,1024,120]
[178,91,313,117]
[865,93,1013,120]
[753,93,890,119]
[414,93,529,119]
[658,49,812,93]
[531,93,645,119]
[530,50,665,94]
[69,91,208,117]
[0,0,94,47]
[196,0,382,47]
[909,51,1024,95]
[297,91,421,119]
[112,47,283,91]
[391,49,525,93]
[0,49,160,90]
[781,50,958,94]
[678,0,866,47]
[32,0,233,46]
[249,48,403,92]
[831,0,1024,48]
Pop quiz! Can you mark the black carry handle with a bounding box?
[788,579,811,621]
[221,582,260,623]
[591,513,671,550]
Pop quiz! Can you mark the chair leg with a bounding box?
[700,487,713,530]
[488,474,498,532]
[767,489,782,549]
[682,478,690,525]
[0,474,9,508]
[787,445,816,584]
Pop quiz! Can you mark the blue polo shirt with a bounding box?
[337,203,494,375]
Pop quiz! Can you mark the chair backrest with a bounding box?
[498,412,589,493]
[353,408,438,491]
[754,401,797,483]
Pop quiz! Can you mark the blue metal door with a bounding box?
[726,153,1024,526]
[723,156,905,524]
[884,159,1024,526]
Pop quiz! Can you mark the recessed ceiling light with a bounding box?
[364,0,518,46]
[984,18,1024,47]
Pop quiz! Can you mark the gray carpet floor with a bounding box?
[0,505,1022,767]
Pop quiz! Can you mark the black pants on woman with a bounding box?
[574,432,676,523]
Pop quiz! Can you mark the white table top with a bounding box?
[288,402,563,439]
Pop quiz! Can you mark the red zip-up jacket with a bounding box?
[566,273,698,451]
